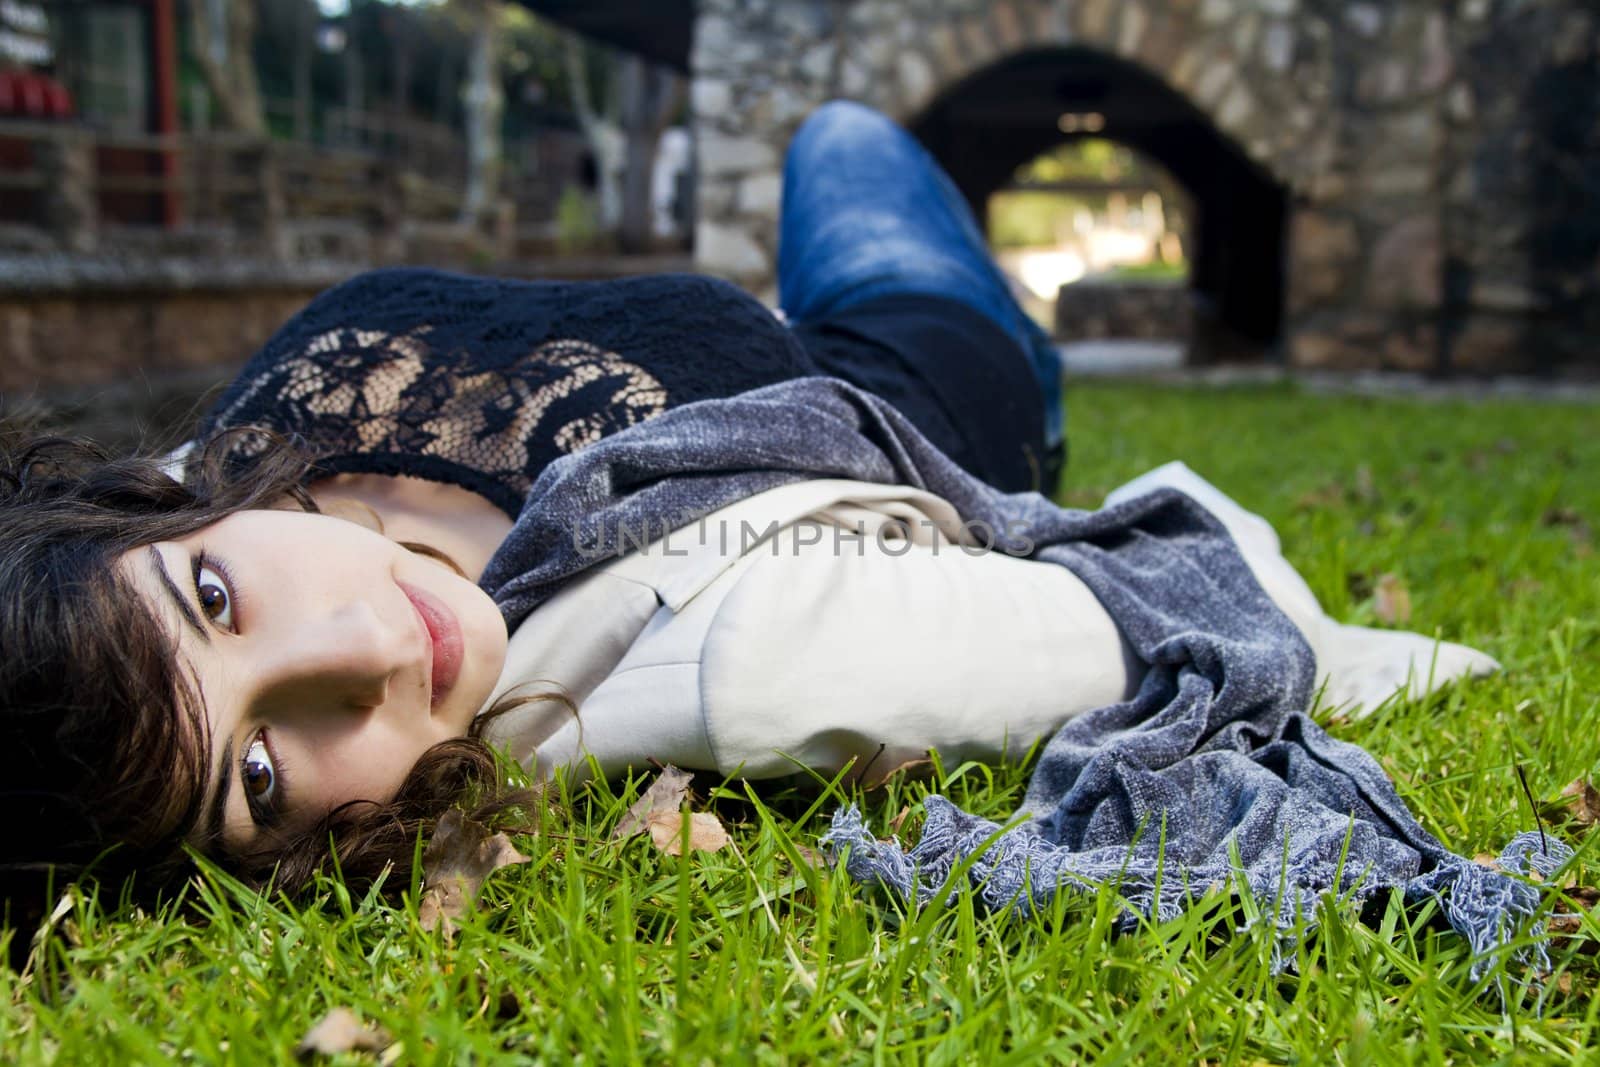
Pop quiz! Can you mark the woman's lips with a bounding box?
[398,581,463,709]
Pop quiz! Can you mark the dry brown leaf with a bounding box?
[1373,572,1412,625]
[417,809,530,935]
[1547,884,1600,957]
[1559,779,1600,829]
[645,810,729,856]
[1294,483,1347,512]
[1566,885,1600,909]
[1550,914,1586,938]
[862,757,934,791]
[887,804,912,837]
[612,765,694,841]
[1546,916,1600,957]
[1473,852,1504,872]
[296,1007,390,1059]
[790,842,826,869]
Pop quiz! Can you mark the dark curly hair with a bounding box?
[0,430,541,967]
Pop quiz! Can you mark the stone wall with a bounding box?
[0,253,370,396]
[691,0,1600,375]
[0,260,332,446]
[1054,281,1192,342]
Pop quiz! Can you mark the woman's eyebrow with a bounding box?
[147,545,211,644]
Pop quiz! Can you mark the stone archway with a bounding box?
[690,0,1341,259]
[692,0,1598,375]
[911,45,1290,358]
[692,0,1346,360]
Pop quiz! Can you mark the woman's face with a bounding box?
[121,508,508,855]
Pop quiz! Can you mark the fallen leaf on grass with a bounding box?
[1547,913,1599,956]
[1564,885,1600,910]
[1533,970,1581,997]
[417,809,530,935]
[1558,779,1600,830]
[860,757,934,791]
[1373,573,1412,625]
[613,765,695,841]
[887,805,912,837]
[645,810,729,855]
[1549,914,1583,936]
[296,1008,390,1059]
[790,842,825,869]
[1294,482,1347,512]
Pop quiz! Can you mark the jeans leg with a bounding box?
[777,100,1064,447]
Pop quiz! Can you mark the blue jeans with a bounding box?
[776,100,1065,450]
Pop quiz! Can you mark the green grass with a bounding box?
[6,381,1600,1063]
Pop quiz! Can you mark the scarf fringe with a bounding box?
[822,803,1571,993]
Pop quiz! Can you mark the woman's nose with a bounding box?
[255,600,418,710]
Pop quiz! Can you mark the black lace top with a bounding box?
[200,268,816,517]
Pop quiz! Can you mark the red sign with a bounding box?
[0,71,73,119]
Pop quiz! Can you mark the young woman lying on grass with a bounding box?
[0,103,1533,966]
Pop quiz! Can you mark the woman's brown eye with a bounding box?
[242,737,276,802]
[194,563,235,629]
[199,583,227,618]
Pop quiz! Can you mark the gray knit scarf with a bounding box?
[480,377,1566,981]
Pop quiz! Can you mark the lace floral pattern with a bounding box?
[199,269,815,516]
[208,325,668,507]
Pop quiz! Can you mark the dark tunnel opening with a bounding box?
[912,47,1290,362]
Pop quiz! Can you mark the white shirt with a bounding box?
[480,478,1135,779]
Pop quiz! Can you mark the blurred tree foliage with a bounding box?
[1015,138,1140,184]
